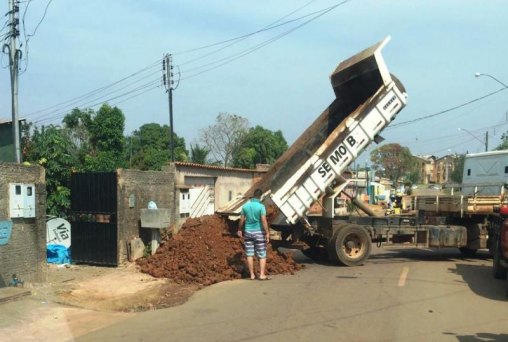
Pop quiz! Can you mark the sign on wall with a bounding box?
[46,217,71,249]
[0,220,13,246]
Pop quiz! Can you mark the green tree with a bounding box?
[24,125,77,217]
[62,108,93,164]
[190,144,210,164]
[497,132,508,150]
[370,143,418,184]
[450,154,465,183]
[129,123,188,170]
[200,113,249,167]
[232,126,288,169]
[81,104,127,171]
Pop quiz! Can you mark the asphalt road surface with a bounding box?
[78,247,508,342]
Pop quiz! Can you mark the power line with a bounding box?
[388,87,508,128]
[177,0,322,67]
[29,69,162,122]
[25,60,161,117]
[180,0,351,81]
[24,1,351,125]
[20,0,53,73]
[34,77,163,125]
[173,0,319,56]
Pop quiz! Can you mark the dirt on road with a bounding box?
[35,215,302,313]
[137,215,303,285]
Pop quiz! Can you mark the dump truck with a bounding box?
[218,37,480,266]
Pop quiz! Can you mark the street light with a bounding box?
[458,127,488,152]
[474,72,508,88]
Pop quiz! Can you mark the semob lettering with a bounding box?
[318,135,357,178]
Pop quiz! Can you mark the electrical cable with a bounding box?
[25,1,351,125]
[173,0,320,56]
[388,87,508,128]
[34,77,163,124]
[29,68,162,122]
[177,0,323,67]
[25,60,161,117]
[180,0,351,81]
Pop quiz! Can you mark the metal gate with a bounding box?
[70,172,118,266]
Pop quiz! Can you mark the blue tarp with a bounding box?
[47,244,71,264]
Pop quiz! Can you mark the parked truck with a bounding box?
[218,37,504,267]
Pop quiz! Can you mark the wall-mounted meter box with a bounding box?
[9,183,36,218]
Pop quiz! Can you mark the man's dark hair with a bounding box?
[253,188,263,199]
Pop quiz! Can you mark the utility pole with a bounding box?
[4,0,22,163]
[163,54,174,162]
[485,131,488,152]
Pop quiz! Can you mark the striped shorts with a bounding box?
[244,230,267,258]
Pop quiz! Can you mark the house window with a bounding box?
[505,166,508,174]
[228,191,232,201]
[467,169,471,176]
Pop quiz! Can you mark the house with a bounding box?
[171,162,268,220]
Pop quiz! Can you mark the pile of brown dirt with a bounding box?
[137,215,302,286]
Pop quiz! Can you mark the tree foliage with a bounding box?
[23,125,78,217]
[370,143,419,184]
[496,132,508,150]
[190,144,210,164]
[233,126,288,169]
[450,154,465,184]
[200,113,249,167]
[129,123,188,170]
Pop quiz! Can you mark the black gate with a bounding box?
[70,172,118,266]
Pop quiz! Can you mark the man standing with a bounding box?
[237,188,270,280]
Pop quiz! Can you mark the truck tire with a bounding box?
[327,224,371,266]
[493,239,507,279]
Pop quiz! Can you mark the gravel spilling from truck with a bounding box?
[137,215,302,285]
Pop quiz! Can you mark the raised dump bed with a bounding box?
[219,37,407,226]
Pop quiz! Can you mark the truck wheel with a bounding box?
[459,247,478,257]
[328,224,371,266]
[493,240,508,279]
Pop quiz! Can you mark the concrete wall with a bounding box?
[116,167,175,264]
[0,162,47,287]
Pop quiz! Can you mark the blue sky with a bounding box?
[1,0,507,162]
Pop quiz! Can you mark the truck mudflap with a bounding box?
[217,37,407,225]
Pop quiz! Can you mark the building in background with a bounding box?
[0,120,23,163]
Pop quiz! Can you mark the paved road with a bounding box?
[77,247,508,342]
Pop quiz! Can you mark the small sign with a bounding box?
[46,217,71,249]
[0,220,13,246]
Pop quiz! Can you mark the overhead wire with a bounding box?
[32,70,163,123]
[20,0,53,73]
[34,76,163,125]
[388,87,508,128]
[180,0,351,81]
[26,0,349,125]
[177,0,321,67]
[172,0,319,56]
[25,60,161,118]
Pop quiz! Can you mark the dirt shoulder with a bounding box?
[33,263,198,312]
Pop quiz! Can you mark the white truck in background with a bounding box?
[461,150,508,196]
